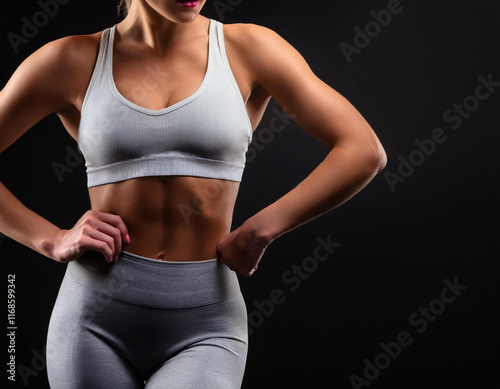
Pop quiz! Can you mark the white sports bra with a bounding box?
[77,18,253,188]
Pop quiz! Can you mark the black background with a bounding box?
[1,1,499,388]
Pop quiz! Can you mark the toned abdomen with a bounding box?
[88,175,240,261]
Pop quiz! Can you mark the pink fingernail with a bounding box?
[125,235,130,244]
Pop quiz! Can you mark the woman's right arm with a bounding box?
[0,37,129,263]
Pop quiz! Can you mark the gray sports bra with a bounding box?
[78,19,253,188]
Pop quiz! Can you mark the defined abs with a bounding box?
[88,176,240,261]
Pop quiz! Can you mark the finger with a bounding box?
[87,217,124,260]
[90,211,130,247]
[98,223,122,261]
[78,235,114,262]
[86,228,118,261]
[248,265,259,277]
[224,259,242,275]
[240,267,255,277]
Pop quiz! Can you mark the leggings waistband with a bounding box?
[66,250,241,309]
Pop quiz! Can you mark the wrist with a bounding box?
[38,228,65,262]
[242,212,280,247]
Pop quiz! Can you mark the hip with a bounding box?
[67,249,242,309]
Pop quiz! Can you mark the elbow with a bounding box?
[332,134,387,176]
[362,140,387,175]
[373,145,388,173]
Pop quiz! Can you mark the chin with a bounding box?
[163,0,206,23]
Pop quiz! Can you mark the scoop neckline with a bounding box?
[107,18,213,116]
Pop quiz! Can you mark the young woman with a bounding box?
[0,0,387,387]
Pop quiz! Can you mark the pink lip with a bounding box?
[176,1,199,7]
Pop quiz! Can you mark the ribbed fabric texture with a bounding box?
[78,19,253,188]
[66,250,241,309]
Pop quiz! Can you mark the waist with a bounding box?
[67,250,241,309]
[120,225,225,261]
[88,175,239,261]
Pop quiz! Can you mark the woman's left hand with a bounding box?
[216,220,273,276]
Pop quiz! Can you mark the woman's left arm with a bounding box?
[216,23,387,276]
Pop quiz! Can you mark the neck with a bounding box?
[117,1,207,55]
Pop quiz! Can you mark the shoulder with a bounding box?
[27,30,103,76]
[9,29,104,87]
[7,29,106,109]
[222,22,290,57]
[221,22,276,40]
[221,22,311,86]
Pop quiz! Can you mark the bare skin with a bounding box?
[57,15,268,263]
[0,0,387,276]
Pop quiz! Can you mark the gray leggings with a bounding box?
[46,250,248,388]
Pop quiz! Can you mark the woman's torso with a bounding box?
[54,16,271,262]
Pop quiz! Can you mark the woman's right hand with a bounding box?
[51,210,130,264]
